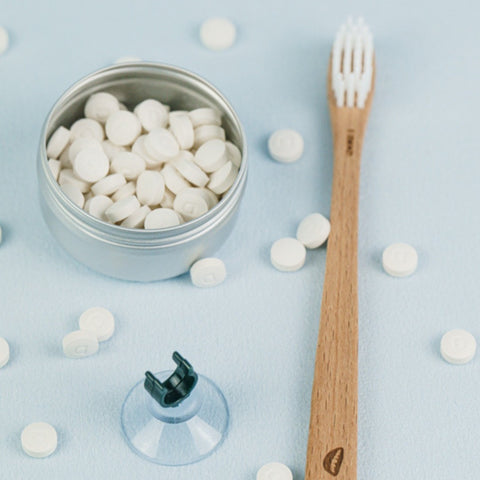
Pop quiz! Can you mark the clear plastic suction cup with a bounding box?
[121,352,229,466]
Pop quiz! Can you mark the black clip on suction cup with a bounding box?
[144,352,198,408]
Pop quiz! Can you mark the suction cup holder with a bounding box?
[144,352,198,408]
[121,351,229,466]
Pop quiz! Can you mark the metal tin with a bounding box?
[37,63,247,281]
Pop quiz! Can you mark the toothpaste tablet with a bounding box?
[190,258,226,287]
[268,129,304,163]
[296,213,331,249]
[200,18,236,51]
[84,92,120,123]
[46,126,71,159]
[441,329,476,365]
[79,307,115,342]
[257,462,293,480]
[271,238,306,272]
[62,330,99,359]
[382,243,418,277]
[21,423,58,458]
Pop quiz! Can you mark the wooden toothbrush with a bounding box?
[305,18,375,480]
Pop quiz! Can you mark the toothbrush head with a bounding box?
[331,17,375,109]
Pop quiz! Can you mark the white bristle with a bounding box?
[342,33,352,75]
[331,17,374,108]
[356,74,369,108]
[332,44,342,79]
[364,33,374,72]
[353,35,363,80]
[346,73,355,108]
[334,73,345,107]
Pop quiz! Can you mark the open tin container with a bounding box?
[37,63,247,281]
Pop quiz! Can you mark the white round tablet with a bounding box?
[84,92,120,123]
[173,189,209,221]
[131,135,162,168]
[79,307,115,342]
[193,125,225,149]
[21,422,58,458]
[68,137,103,164]
[0,337,10,368]
[111,151,146,180]
[46,126,71,159]
[190,258,226,287]
[134,99,169,132]
[60,183,85,208]
[105,110,141,146]
[441,329,477,365]
[268,129,304,163]
[194,139,229,173]
[189,108,222,128]
[144,128,179,162]
[136,170,165,206]
[257,462,293,480]
[112,181,136,202]
[63,330,99,359]
[169,114,194,150]
[58,168,91,193]
[296,213,331,249]
[208,161,238,194]
[173,152,209,187]
[0,26,9,55]
[382,243,418,277]
[162,164,191,194]
[121,205,151,228]
[85,195,113,221]
[105,195,141,223]
[144,208,182,229]
[91,173,126,196]
[73,148,110,183]
[102,139,126,160]
[271,238,306,272]
[70,118,105,142]
[200,18,236,51]
[183,187,218,209]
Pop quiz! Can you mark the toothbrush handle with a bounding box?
[305,110,366,480]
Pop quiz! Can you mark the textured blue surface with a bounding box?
[1,0,480,478]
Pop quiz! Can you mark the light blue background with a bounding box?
[1,0,479,478]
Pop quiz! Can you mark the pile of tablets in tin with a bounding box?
[46,92,241,229]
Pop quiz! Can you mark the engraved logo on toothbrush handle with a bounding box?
[323,447,344,476]
[346,129,355,156]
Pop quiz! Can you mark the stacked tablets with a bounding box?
[47,92,241,229]
[62,307,115,359]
